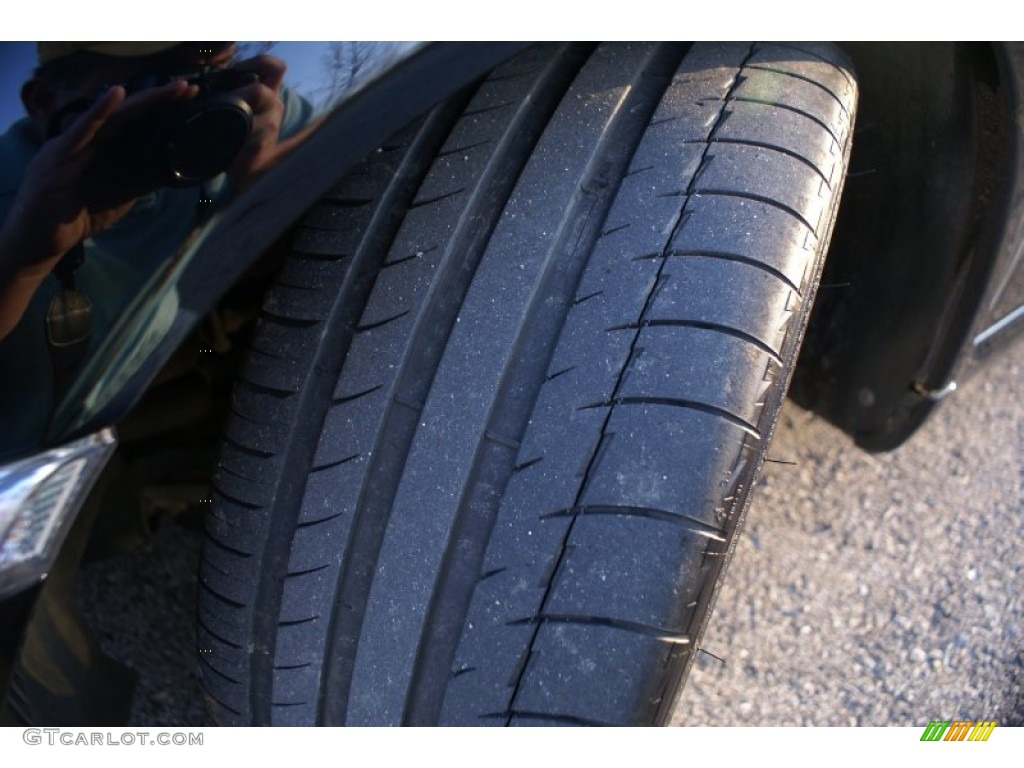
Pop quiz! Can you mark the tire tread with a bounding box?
[198,42,858,727]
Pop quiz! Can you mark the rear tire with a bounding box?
[199,41,856,726]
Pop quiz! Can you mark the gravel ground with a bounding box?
[75,341,1023,727]
[675,341,1024,727]
[76,519,209,726]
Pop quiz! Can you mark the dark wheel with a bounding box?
[199,41,857,726]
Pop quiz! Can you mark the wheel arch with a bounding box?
[791,41,1022,450]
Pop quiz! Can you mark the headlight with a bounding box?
[0,429,116,599]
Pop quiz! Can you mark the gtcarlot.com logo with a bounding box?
[23,729,203,746]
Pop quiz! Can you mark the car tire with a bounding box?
[199,41,857,726]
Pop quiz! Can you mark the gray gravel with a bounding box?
[76,520,209,726]
[673,340,1024,727]
[75,342,1023,727]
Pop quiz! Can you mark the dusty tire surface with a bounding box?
[199,41,857,726]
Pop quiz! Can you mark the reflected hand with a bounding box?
[2,79,199,277]
[227,55,288,184]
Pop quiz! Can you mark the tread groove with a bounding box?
[235,376,296,399]
[215,461,257,484]
[508,613,692,644]
[296,511,345,529]
[382,245,438,268]
[691,188,818,235]
[204,529,255,559]
[314,195,374,208]
[259,309,321,329]
[708,137,831,186]
[580,396,762,439]
[463,100,516,116]
[539,504,725,537]
[511,457,543,473]
[746,63,850,115]
[200,653,242,685]
[200,554,233,578]
[573,290,603,306]
[310,453,361,473]
[729,96,842,145]
[245,344,285,362]
[272,278,317,292]
[480,710,616,727]
[607,318,782,362]
[227,402,271,428]
[599,223,631,238]
[331,385,382,406]
[409,188,465,209]
[287,563,332,578]
[211,484,262,511]
[544,366,575,382]
[438,139,493,158]
[220,433,275,459]
[484,68,538,83]
[761,42,856,88]
[288,247,351,263]
[479,566,508,582]
[666,248,802,294]
[198,616,244,650]
[355,310,410,333]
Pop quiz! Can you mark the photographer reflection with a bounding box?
[0,42,313,453]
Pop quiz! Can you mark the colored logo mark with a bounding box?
[920,720,997,741]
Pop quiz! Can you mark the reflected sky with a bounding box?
[0,42,405,130]
[0,42,34,129]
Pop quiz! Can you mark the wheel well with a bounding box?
[791,42,1013,450]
